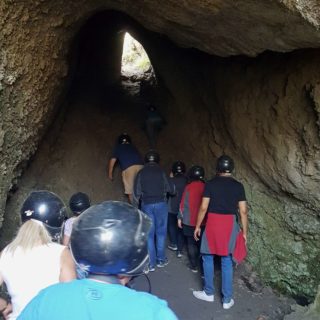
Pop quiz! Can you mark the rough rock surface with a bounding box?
[0,0,320,307]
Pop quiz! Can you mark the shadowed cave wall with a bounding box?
[0,2,320,303]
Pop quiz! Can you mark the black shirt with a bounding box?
[203,175,246,215]
[168,175,187,214]
[134,163,175,205]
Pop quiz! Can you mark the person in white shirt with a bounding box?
[0,190,76,320]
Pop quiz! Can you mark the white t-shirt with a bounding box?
[64,217,78,237]
[0,243,65,319]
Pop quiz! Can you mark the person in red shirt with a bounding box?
[178,165,205,273]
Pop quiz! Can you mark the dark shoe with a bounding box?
[167,244,178,251]
[157,259,169,268]
[187,264,198,273]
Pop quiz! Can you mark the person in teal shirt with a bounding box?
[18,201,178,320]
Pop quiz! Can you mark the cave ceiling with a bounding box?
[104,0,320,56]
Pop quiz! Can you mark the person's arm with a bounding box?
[132,171,142,208]
[238,201,248,242]
[59,247,77,282]
[177,188,186,229]
[62,235,70,246]
[194,197,210,241]
[0,263,12,320]
[108,158,117,181]
[0,300,12,320]
[62,219,72,246]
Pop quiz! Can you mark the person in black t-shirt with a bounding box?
[192,155,248,310]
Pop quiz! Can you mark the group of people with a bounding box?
[0,191,178,319]
[108,133,249,310]
[0,132,248,319]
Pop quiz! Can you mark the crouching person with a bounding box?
[18,201,178,320]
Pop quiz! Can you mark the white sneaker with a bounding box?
[223,299,234,309]
[193,290,214,302]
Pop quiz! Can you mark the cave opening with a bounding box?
[1,6,320,316]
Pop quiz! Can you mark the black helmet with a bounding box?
[118,133,131,144]
[148,104,156,112]
[172,161,186,176]
[216,155,234,173]
[20,190,67,241]
[70,201,151,276]
[188,165,205,181]
[144,150,160,164]
[69,192,91,215]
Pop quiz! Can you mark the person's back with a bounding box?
[136,163,171,204]
[18,279,176,320]
[144,105,166,148]
[0,191,76,320]
[180,180,205,227]
[205,175,245,215]
[168,175,187,214]
[112,143,143,170]
[0,243,64,319]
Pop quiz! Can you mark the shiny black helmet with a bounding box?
[118,133,131,144]
[144,150,160,164]
[69,192,91,215]
[172,161,186,176]
[188,165,205,181]
[70,201,152,276]
[216,155,234,173]
[20,190,67,241]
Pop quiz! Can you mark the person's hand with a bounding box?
[177,219,182,229]
[243,233,247,244]
[3,303,12,320]
[0,301,12,320]
[194,226,201,241]
[169,172,174,178]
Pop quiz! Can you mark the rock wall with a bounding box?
[144,38,320,300]
[1,0,320,303]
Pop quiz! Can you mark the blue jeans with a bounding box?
[202,254,233,303]
[141,202,168,267]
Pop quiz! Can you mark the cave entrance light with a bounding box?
[121,32,153,78]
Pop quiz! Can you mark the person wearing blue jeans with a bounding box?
[142,202,168,268]
[193,155,248,310]
[202,254,233,302]
[133,150,175,271]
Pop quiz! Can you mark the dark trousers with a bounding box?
[186,235,201,269]
[168,213,185,251]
